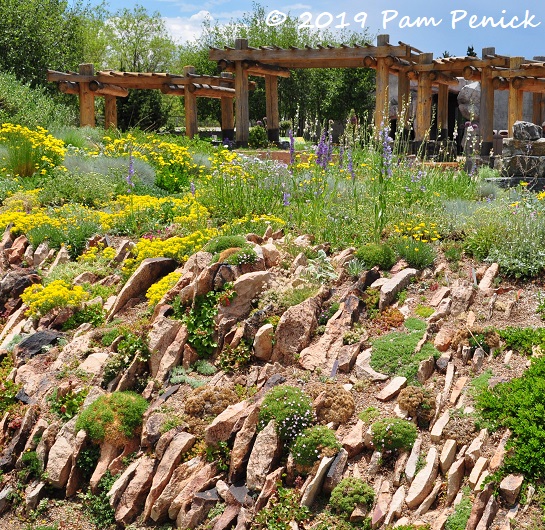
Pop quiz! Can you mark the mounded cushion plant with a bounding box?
[75,391,148,446]
[329,477,375,519]
[354,243,396,270]
[291,425,341,468]
[258,385,314,443]
[371,417,417,453]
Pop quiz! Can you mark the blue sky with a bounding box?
[88,0,545,59]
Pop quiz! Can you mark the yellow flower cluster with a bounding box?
[293,152,317,170]
[225,214,286,229]
[122,228,218,277]
[393,220,440,242]
[98,193,210,232]
[0,123,66,176]
[146,271,182,307]
[101,133,202,174]
[78,244,116,263]
[21,280,89,317]
[209,149,250,180]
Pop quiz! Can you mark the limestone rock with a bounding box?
[323,448,348,493]
[467,482,494,530]
[430,411,450,443]
[253,323,274,361]
[371,479,391,528]
[513,120,542,141]
[229,405,260,483]
[384,486,405,526]
[415,479,442,516]
[417,356,435,383]
[108,258,177,319]
[379,268,418,310]
[376,376,407,402]
[450,280,476,316]
[489,430,510,472]
[255,467,284,511]
[469,457,489,490]
[246,420,281,491]
[439,439,457,474]
[342,420,365,458]
[205,400,254,446]
[500,474,524,505]
[405,446,439,509]
[465,429,488,469]
[430,286,451,307]
[115,456,156,525]
[405,437,422,484]
[478,263,499,293]
[261,243,281,268]
[45,417,77,489]
[475,495,499,530]
[446,458,465,505]
[300,455,334,507]
[434,327,454,352]
[144,431,196,519]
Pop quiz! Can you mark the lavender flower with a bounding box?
[339,144,344,169]
[283,191,291,206]
[347,146,355,181]
[190,181,196,196]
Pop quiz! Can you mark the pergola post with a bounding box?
[220,72,235,141]
[375,34,390,131]
[184,66,198,138]
[265,74,279,143]
[78,63,95,127]
[104,95,117,129]
[234,38,250,147]
[480,49,496,156]
[397,70,411,133]
[437,84,449,140]
[532,93,544,127]
[414,53,434,149]
[508,57,524,136]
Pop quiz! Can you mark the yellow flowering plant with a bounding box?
[21,280,89,318]
[146,271,182,307]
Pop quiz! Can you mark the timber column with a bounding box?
[480,48,496,156]
[234,38,250,147]
[78,63,95,127]
[184,66,198,138]
[414,53,433,152]
[508,57,524,136]
[374,34,390,131]
[397,69,411,135]
[220,72,235,141]
[437,85,449,141]
[265,74,279,143]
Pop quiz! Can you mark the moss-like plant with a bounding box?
[397,386,435,428]
[371,417,417,453]
[75,391,148,446]
[291,425,341,468]
[205,235,247,255]
[258,385,314,443]
[329,477,375,519]
[306,383,355,424]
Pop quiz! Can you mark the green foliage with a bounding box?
[102,332,149,386]
[258,385,314,443]
[249,125,269,149]
[75,391,148,445]
[62,303,106,331]
[354,243,396,270]
[497,326,545,355]
[79,471,118,529]
[222,245,258,266]
[76,445,100,481]
[371,418,417,452]
[169,366,205,388]
[442,239,464,263]
[0,355,21,416]
[193,360,217,375]
[469,370,493,398]
[475,356,545,479]
[20,450,43,481]
[312,510,363,530]
[370,329,438,382]
[218,340,253,373]
[358,406,380,424]
[537,291,545,321]
[205,235,247,254]
[329,478,375,519]
[415,304,434,318]
[291,426,341,468]
[205,441,230,472]
[254,486,310,530]
[346,258,366,278]
[48,387,88,421]
[279,285,320,309]
[393,238,436,269]
[445,489,472,530]
[319,302,340,325]
[404,317,427,331]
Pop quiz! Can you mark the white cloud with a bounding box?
[283,3,311,10]
[163,11,212,43]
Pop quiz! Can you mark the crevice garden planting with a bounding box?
[0,117,545,530]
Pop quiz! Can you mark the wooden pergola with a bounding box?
[210,35,545,153]
[47,64,255,140]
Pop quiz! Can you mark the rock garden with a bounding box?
[0,117,544,530]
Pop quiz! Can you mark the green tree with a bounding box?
[0,0,89,88]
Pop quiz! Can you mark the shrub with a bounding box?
[218,341,253,373]
[170,366,205,388]
[354,243,396,270]
[254,487,309,530]
[329,477,375,519]
[102,332,149,387]
[393,238,436,269]
[291,425,341,468]
[75,391,149,446]
[415,304,434,318]
[444,489,472,530]
[497,326,545,355]
[248,125,269,149]
[371,418,417,452]
[475,356,545,480]
[397,386,435,428]
[205,235,247,255]
[48,387,88,421]
[258,385,314,443]
[222,245,258,266]
[306,383,355,424]
[184,385,239,418]
[79,471,117,529]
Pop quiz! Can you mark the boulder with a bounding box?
[253,323,274,361]
[376,376,407,402]
[148,316,182,377]
[458,82,481,121]
[300,455,335,507]
[513,120,542,141]
[500,474,524,505]
[13,330,63,360]
[45,417,78,488]
[405,446,439,509]
[108,258,178,319]
[446,457,465,505]
[379,268,418,310]
[205,400,254,446]
[229,405,260,483]
[246,420,281,491]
